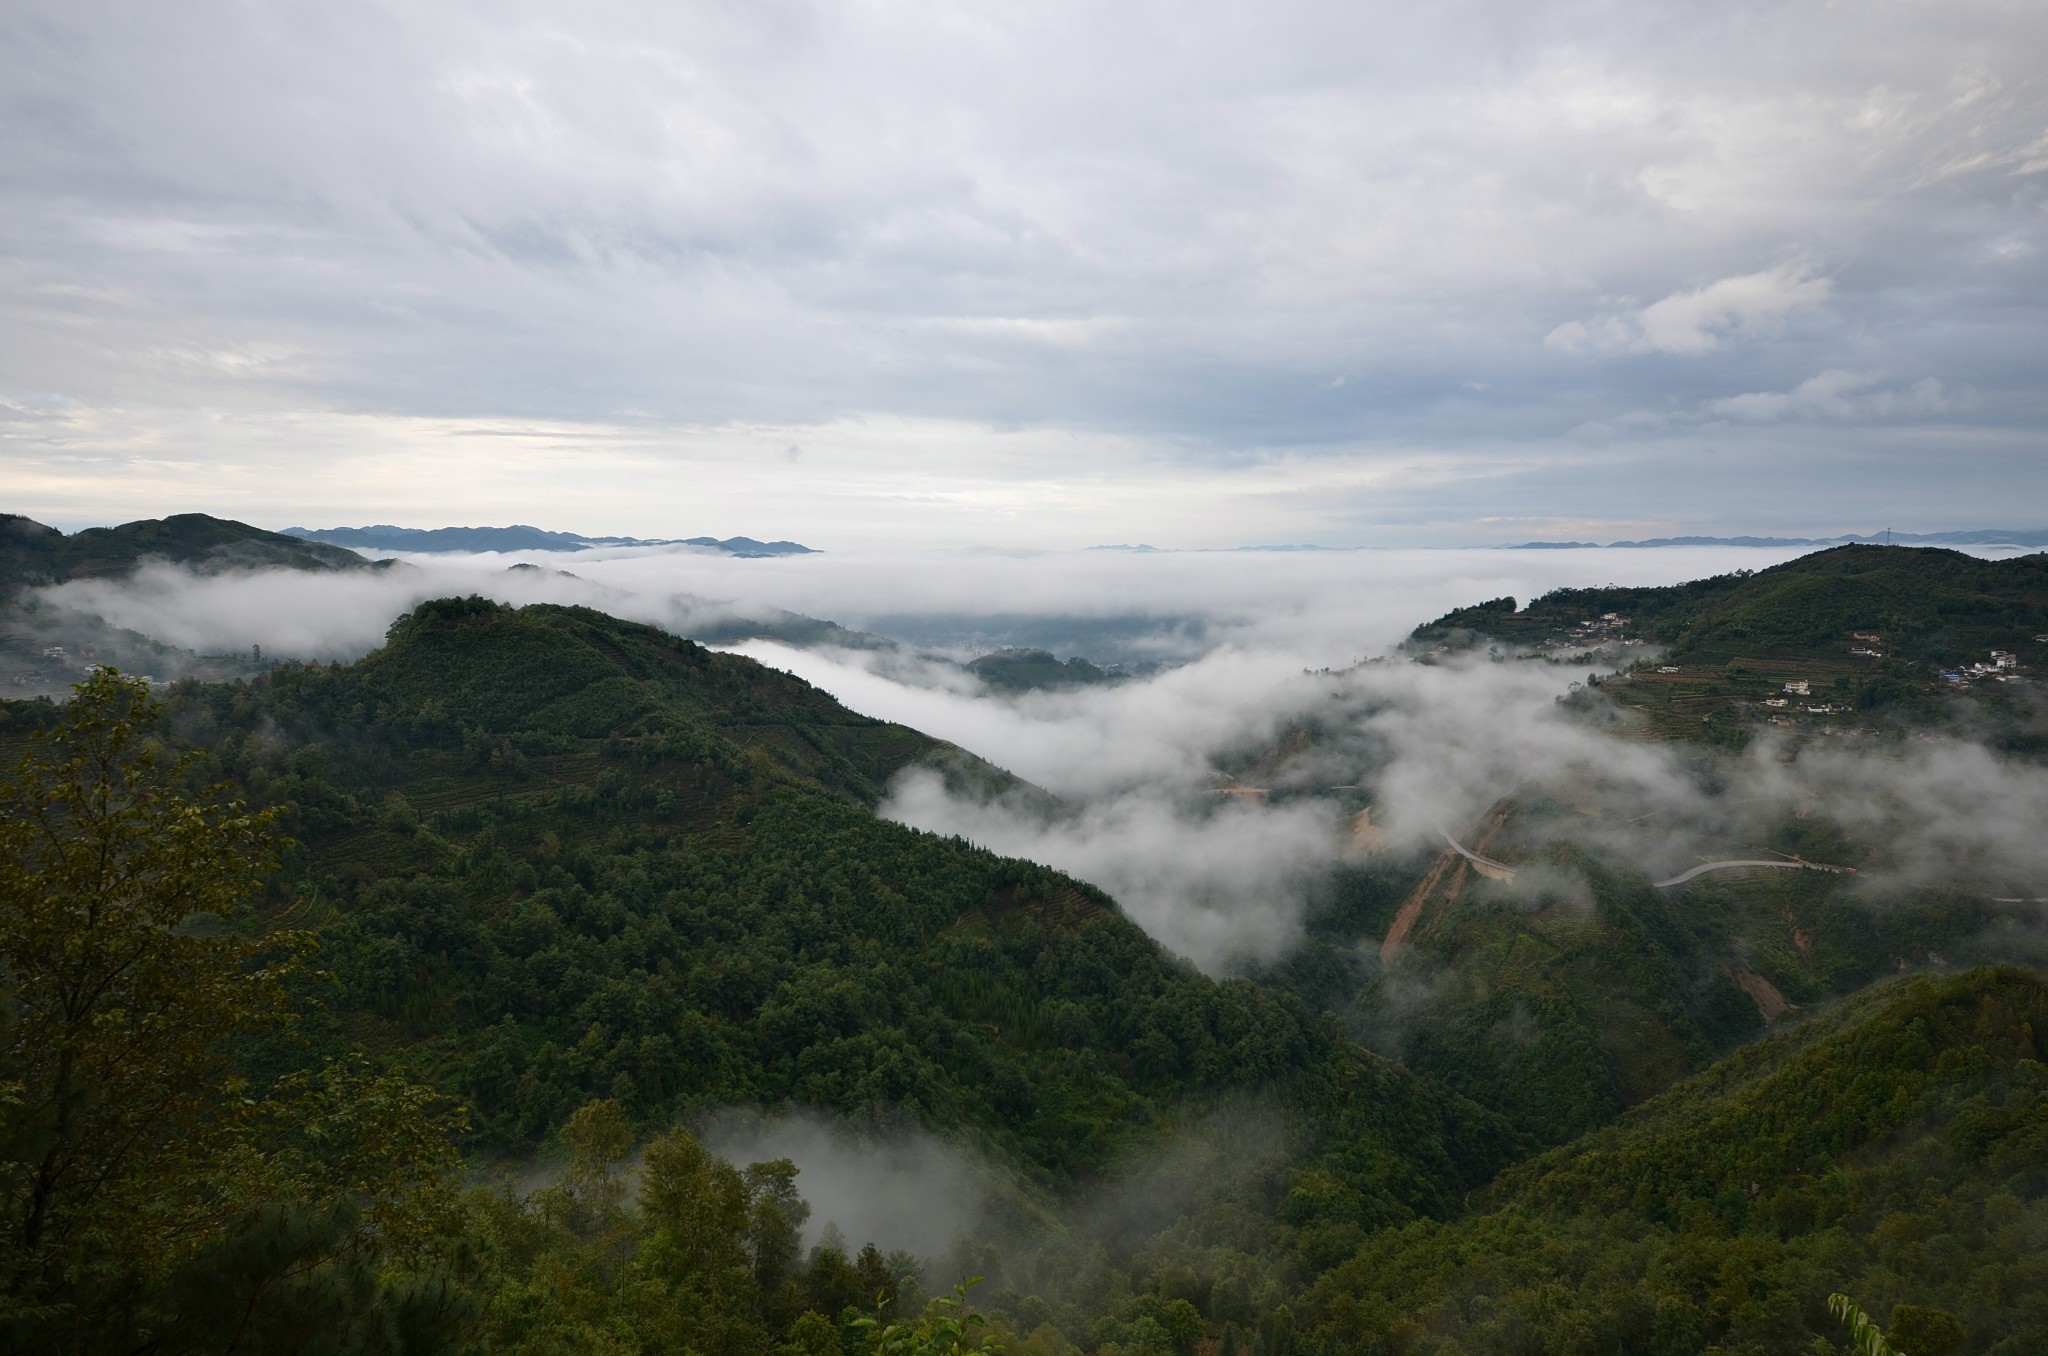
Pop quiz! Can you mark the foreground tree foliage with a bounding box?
[0,670,461,1352]
[1829,1294,1899,1356]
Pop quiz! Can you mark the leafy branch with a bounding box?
[1830,1293,1902,1356]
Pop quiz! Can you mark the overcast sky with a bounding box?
[3,1,2045,547]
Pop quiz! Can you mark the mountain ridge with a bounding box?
[1511,528,2048,549]
[2,511,378,587]
[1414,543,2048,668]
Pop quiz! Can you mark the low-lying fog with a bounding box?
[36,543,2048,974]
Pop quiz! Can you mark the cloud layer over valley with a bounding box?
[36,541,1810,666]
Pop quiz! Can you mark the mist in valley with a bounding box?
[696,1110,999,1263]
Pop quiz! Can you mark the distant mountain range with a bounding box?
[281,524,816,557]
[1510,529,2048,549]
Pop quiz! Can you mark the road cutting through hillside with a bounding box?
[1428,835,1855,891]
[1381,817,1855,962]
[1651,858,1855,888]
[1439,828,1517,881]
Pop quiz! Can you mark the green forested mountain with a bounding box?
[965,649,1120,694]
[1415,545,2048,669]
[1305,966,2048,1355]
[153,597,1516,1192]
[0,512,379,585]
[1316,833,2015,1150]
[1,606,1531,1351]
[0,513,387,699]
[1409,545,2048,744]
[4,583,2044,1355]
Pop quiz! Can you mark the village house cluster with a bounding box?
[1754,677,1852,720]
[0,642,162,699]
[1943,650,2022,687]
[1539,612,1645,656]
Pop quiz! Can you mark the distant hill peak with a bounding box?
[965,646,1120,693]
[282,524,816,557]
[2,512,377,587]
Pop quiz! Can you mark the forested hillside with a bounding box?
[1415,545,2048,670]
[1409,545,2048,744]
[965,649,1120,693]
[0,512,384,698]
[1306,967,2048,1354]
[0,599,1527,1348]
[1314,834,2013,1149]
[3,586,2043,1354]
[0,511,378,584]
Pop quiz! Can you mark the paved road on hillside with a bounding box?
[1431,829,1853,891]
[1651,859,1852,888]
[1439,829,1517,879]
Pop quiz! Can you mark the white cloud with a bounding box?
[1546,262,1833,357]
[884,769,1344,973]
[39,541,1822,675]
[1578,370,1958,436]
[1704,370,1951,422]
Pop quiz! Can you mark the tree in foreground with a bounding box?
[1832,1293,1969,1356]
[0,669,461,1353]
[857,1280,1004,1356]
[1829,1294,1898,1356]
